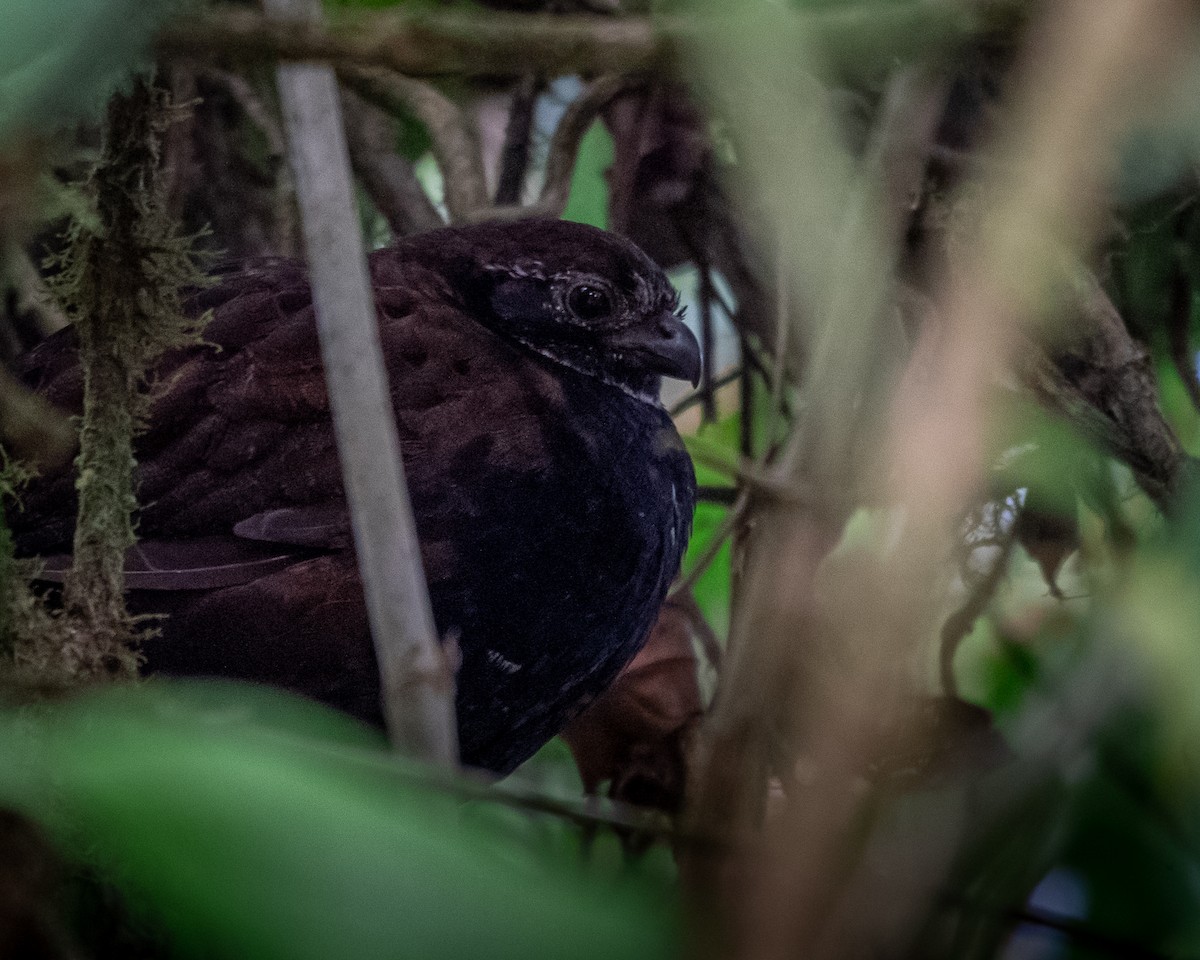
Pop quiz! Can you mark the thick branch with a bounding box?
[49,78,204,680]
[1023,273,1187,512]
[159,3,1027,79]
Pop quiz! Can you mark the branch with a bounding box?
[744,4,1198,959]
[1022,272,1187,512]
[939,519,1016,697]
[494,76,541,207]
[477,73,643,223]
[48,78,205,680]
[339,87,444,237]
[157,3,1029,80]
[265,0,458,767]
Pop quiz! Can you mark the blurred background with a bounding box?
[5,0,1200,958]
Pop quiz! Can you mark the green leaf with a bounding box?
[562,121,613,230]
[0,682,678,960]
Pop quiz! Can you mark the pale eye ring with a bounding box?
[566,283,614,322]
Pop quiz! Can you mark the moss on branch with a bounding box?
[33,77,206,681]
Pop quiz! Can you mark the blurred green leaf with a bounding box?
[0,0,188,143]
[685,504,732,639]
[562,121,613,231]
[508,736,586,799]
[988,395,1111,518]
[1112,196,1180,341]
[0,682,677,960]
[681,414,747,639]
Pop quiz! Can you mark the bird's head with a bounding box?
[415,219,702,404]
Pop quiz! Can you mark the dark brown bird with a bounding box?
[10,219,700,774]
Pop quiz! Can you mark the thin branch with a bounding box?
[670,490,750,602]
[338,65,487,222]
[685,442,811,506]
[939,524,1016,698]
[339,87,444,237]
[265,0,458,767]
[494,76,541,206]
[763,237,791,460]
[737,334,755,458]
[273,727,731,853]
[480,73,643,222]
[199,66,301,252]
[670,367,744,417]
[202,66,288,163]
[698,260,718,424]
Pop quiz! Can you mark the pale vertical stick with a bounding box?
[263,0,458,767]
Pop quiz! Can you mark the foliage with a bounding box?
[0,683,678,960]
[7,0,1200,958]
[0,0,189,141]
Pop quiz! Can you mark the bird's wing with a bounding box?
[9,249,557,596]
[33,537,301,590]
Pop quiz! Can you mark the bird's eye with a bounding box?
[566,284,614,322]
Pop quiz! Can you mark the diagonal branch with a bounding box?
[339,87,444,237]
[265,0,458,768]
[338,65,487,222]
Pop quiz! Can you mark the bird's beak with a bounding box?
[612,311,702,387]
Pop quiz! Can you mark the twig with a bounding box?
[202,66,288,163]
[697,486,739,506]
[763,237,791,459]
[338,65,487,222]
[869,65,951,245]
[670,367,744,417]
[698,260,717,424]
[198,66,300,252]
[737,334,755,458]
[494,76,541,206]
[671,490,750,602]
[481,73,643,222]
[685,443,811,506]
[266,0,458,767]
[939,522,1016,697]
[256,723,731,853]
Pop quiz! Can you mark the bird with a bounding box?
[8,218,700,775]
